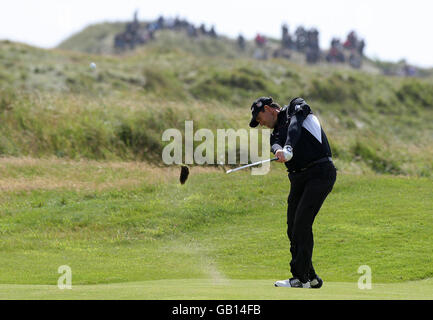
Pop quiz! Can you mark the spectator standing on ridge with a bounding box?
[306,28,320,64]
[254,34,268,60]
[282,24,293,49]
[157,16,164,29]
[114,33,126,51]
[295,26,308,52]
[199,24,207,35]
[209,26,217,38]
[237,34,246,51]
[326,38,345,63]
[255,33,266,47]
[358,39,365,56]
[343,30,357,50]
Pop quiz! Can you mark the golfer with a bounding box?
[249,96,337,288]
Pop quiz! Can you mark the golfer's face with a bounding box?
[256,108,274,128]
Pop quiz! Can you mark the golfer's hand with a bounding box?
[275,149,287,163]
[275,146,293,162]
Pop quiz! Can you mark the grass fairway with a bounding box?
[2,279,433,300]
[0,158,432,299]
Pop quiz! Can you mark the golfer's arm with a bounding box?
[271,143,283,154]
[285,112,306,147]
[286,114,302,146]
[270,132,283,154]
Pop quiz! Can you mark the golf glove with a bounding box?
[282,145,293,161]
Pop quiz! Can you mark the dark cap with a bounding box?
[249,96,273,128]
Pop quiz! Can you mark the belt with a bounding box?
[289,157,332,174]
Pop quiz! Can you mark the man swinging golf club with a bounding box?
[249,96,337,288]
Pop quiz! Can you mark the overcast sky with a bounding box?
[1,0,432,68]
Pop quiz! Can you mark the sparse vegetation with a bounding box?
[1,34,432,175]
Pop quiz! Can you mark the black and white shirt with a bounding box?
[270,98,332,172]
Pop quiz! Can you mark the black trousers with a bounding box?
[286,161,337,283]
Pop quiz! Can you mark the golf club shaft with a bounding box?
[226,157,279,174]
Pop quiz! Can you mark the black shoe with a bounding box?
[309,276,323,289]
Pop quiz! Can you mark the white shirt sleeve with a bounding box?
[302,114,322,144]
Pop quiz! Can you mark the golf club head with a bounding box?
[180,165,190,184]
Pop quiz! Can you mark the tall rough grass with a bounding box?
[0,39,432,176]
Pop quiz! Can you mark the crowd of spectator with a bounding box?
[113,12,418,75]
[114,12,364,69]
[245,24,364,68]
[325,31,365,68]
[114,12,218,52]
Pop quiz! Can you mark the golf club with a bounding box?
[226,157,278,174]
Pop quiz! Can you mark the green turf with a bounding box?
[0,161,432,299]
[2,278,432,300]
